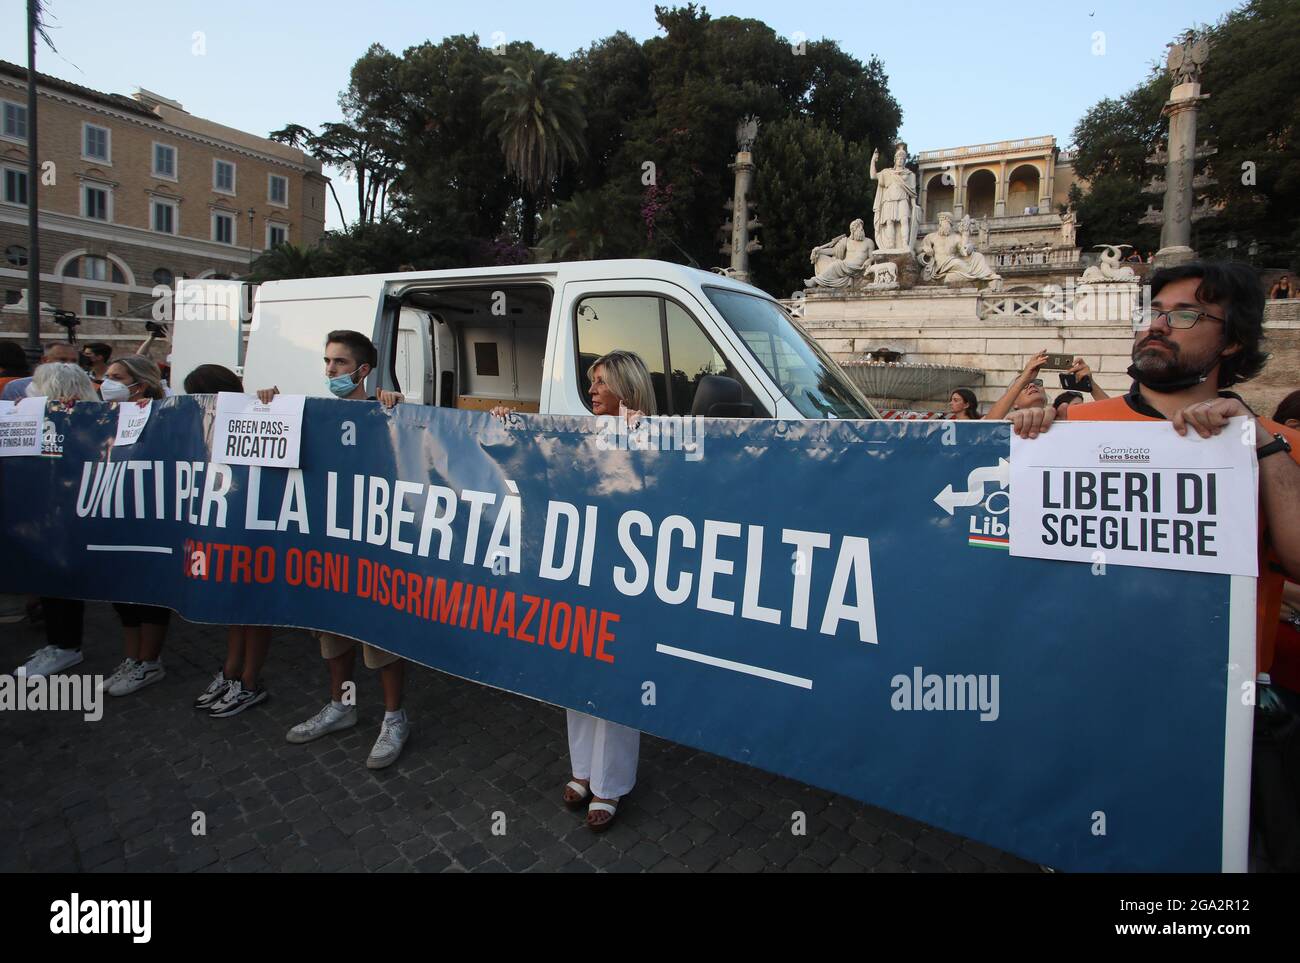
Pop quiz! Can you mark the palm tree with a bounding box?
[248,242,330,282]
[537,190,639,261]
[484,48,587,247]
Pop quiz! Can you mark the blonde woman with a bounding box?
[493,349,655,831]
[14,363,99,678]
[99,356,175,696]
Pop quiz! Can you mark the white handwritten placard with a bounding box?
[114,400,153,447]
[211,392,305,468]
[0,396,46,457]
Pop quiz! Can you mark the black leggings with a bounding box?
[42,597,84,651]
[112,603,172,628]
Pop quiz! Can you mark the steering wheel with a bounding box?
[781,382,797,397]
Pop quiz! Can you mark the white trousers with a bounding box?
[566,710,640,799]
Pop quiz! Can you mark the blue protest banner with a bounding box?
[0,397,1251,871]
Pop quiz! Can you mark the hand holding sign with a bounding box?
[1171,396,1252,439]
[114,399,152,447]
[1008,420,1258,576]
[212,391,305,469]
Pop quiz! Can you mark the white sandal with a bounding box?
[563,780,591,809]
[587,799,619,832]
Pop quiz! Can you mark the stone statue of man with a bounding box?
[805,218,876,288]
[870,144,918,252]
[920,212,1001,286]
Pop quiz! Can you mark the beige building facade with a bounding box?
[0,61,327,358]
[916,136,1087,287]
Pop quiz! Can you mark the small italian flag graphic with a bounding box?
[968,535,1009,550]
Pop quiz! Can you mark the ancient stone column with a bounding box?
[729,150,755,281]
[1154,33,1211,268]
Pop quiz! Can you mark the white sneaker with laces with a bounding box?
[286,701,357,744]
[209,680,269,718]
[101,658,138,693]
[16,645,84,677]
[194,672,233,709]
[108,659,165,696]
[366,716,410,770]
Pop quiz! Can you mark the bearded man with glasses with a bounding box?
[1009,259,1300,869]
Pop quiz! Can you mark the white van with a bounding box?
[172,260,878,421]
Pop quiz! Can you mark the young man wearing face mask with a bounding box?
[1010,261,1300,869]
[257,330,411,768]
[80,342,112,383]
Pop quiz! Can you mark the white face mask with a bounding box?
[100,378,134,402]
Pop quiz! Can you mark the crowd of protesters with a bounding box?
[2,259,1298,855]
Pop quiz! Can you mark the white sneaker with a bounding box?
[286,702,357,744]
[208,680,269,718]
[101,658,138,693]
[16,645,84,677]
[108,659,165,696]
[193,672,233,709]
[366,715,410,770]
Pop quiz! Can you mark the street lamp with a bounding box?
[1225,235,1238,260]
[1248,239,1259,261]
[247,207,256,275]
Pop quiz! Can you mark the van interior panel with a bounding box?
[402,284,553,410]
[456,395,539,414]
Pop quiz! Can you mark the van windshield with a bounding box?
[703,287,876,419]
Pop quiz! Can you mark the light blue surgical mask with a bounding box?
[327,365,366,399]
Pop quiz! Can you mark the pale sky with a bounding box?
[2,0,1242,230]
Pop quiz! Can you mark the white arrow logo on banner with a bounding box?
[933,458,1011,515]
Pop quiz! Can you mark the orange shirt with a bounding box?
[1061,391,1300,674]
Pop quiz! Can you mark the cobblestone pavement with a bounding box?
[0,603,1038,873]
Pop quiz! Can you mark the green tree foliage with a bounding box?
[277,7,902,292]
[1070,0,1299,268]
[750,117,874,296]
[536,188,643,261]
[483,48,588,246]
[1197,0,1300,266]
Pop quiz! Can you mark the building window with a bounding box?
[83,296,111,318]
[83,123,111,163]
[62,256,125,284]
[268,174,288,206]
[153,268,175,287]
[267,223,287,248]
[3,167,27,205]
[2,101,27,141]
[214,159,236,194]
[4,289,20,306]
[5,244,27,266]
[213,211,235,245]
[83,185,111,221]
[151,199,177,234]
[153,143,177,179]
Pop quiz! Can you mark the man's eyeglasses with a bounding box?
[1133,307,1227,330]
